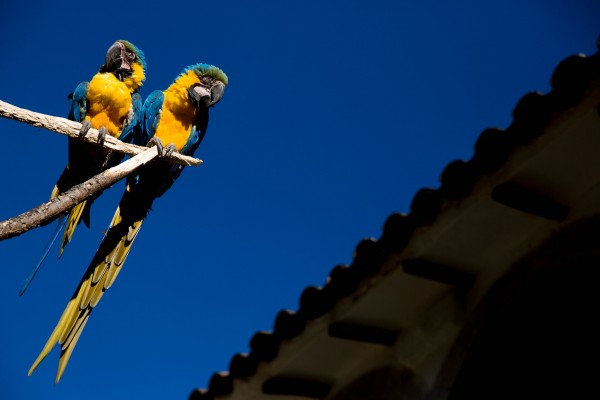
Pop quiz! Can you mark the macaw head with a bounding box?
[100,40,146,91]
[183,63,228,109]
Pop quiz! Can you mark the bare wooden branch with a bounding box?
[0,147,159,241]
[0,99,202,167]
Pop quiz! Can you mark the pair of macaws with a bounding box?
[22,40,228,383]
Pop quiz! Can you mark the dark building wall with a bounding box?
[447,216,600,399]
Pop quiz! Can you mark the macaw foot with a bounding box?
[78,121,107,147]
[147,137,177,157]
[164,143,177,158]
[97,127,107,147]
[147,136,164,155]
[79,120,92,138]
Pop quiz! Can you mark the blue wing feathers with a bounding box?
[141,91,164,146]
[68,82,89,122]
[119,93,143,144]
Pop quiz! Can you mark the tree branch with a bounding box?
[0,147,159,241]
[0,99,202,167]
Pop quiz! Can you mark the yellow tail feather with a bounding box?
[57,315,89,383]
[28,298,79,376]
[60,201,87,256]
[29,205,144,382]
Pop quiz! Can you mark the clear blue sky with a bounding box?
[0,1,598,399]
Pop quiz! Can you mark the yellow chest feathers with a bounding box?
[85,73,134,138]
[154,71,200,151]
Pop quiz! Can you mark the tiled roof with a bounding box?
[191,37,600,399]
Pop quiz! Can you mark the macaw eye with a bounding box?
[125,53,136,62]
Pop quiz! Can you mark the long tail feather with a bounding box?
[28,296,80,376]
[19,217,68,296]
[28,202,144,382]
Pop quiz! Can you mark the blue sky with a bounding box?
[0,1,598,399]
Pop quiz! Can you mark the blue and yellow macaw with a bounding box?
[28,63,227,382]
[20,40,146,296]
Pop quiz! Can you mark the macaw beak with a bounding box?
[209,82,225,107]
[104,42,131,73]
[188,82,226,108]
